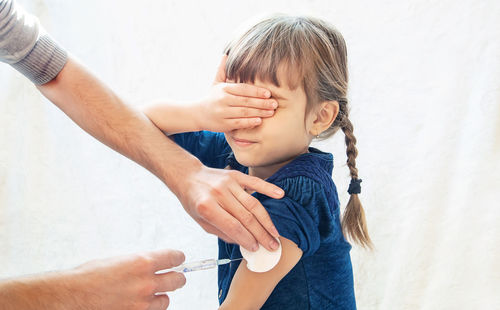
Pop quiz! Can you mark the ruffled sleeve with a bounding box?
[256,176,341,258]
[173,131,232,169]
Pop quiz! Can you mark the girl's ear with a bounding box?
[310,101,339,136]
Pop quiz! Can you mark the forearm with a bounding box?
[219,237,303,310]
[37,57,202,196]
[143,102,201,135]
[0,0,199,198]
[0,271,82,310]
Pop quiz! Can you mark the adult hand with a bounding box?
[0,249,186,310]
[195,55,278,132]
[177,164,284,252]
[73,249,186,309]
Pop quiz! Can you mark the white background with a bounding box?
[1,0,499,309]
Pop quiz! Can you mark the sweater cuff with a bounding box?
[11,33,68,85]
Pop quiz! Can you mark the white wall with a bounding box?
[1,0,499,309]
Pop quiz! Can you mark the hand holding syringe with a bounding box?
[155,258,243,274]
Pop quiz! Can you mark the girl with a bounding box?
[145,15,371,310]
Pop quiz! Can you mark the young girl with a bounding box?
[145,14,371,310]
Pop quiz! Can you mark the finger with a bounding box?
[228,106,275,119]
[224,83,271,99]
[226,118,262,130]
[229,182,281,243]
[197,218,236,244]
[218,233,237,244]
[234,172,285,199]
[213,55,228,84]
[148,294,170,310]
[198,199,258,251]
[155,272,186,292]
[221,184,279,252]
[148,249,186,271]
[228,94,278,110]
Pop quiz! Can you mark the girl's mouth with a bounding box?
[231,136,257,147]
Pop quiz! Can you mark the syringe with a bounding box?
[155,258,243,274]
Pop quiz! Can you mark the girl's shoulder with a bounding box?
[270,148,334,181]
[267,147,339,205]
[252,150,343,257]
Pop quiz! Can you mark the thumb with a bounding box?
[213,54,228,85]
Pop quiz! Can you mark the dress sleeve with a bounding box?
[262,197,320,257]
[257,176,340,258]
[173,131,232,169]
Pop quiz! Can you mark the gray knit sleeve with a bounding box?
[0,0,67,84]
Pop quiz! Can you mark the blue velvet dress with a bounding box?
[174,131,356,309]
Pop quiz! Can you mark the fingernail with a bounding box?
[252,244,259,252]
[264,90,271,98]
[270,240,279,250]
[274,189,284,196]
[271,101,278,109]
[265,110,274,116]
[254,118,262,124]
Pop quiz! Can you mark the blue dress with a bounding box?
[174,131,356,309]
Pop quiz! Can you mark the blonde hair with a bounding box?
[225,15,372,249]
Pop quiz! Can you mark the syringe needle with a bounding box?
[155,257,243,274]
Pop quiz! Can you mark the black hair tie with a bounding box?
[348,178,362,195]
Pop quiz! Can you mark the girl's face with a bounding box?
[225,77,315,180]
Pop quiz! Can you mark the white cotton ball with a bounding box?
[240,238,282,273]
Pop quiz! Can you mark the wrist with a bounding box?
[161,152,204,199]
[185,100,204,132]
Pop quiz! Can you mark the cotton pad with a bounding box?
[240,239,282,272]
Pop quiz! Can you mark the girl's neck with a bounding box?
[248,148,310,180]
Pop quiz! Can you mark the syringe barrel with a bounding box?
[178,259,217,272]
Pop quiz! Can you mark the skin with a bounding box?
[0,249,186,310]
[0,55,283,309]
[219,72,340,309]
[36,55,284,251]
[225,78,312,180]
[219,237,303,310]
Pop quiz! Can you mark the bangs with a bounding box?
[224,16,315,91]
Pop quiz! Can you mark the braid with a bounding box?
[341,117,359,179]
[337,100,373,249]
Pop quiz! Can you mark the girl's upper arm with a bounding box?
[219,236,303,310]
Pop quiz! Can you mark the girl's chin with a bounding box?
[234,158,258,168]
[232,154,262,168]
